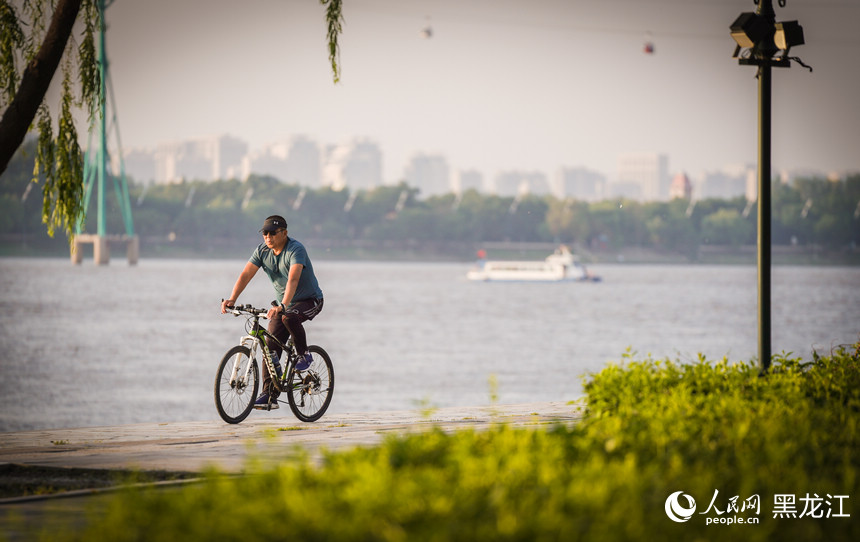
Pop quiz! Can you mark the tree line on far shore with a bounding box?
[1,141,858,260]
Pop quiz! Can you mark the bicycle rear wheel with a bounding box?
[286,345,334,422]
[214,345,259,424]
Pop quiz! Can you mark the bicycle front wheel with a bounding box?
[214,345,259,424]
[286,345,334,422]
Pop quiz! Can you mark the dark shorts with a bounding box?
[283,297,324,321]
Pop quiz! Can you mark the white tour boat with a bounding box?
[466,246,600,282]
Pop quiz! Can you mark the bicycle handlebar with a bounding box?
[222,302,269,318]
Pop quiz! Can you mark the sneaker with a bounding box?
[295,352,313,371]
[253,393,279,410]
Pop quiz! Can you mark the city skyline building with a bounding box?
[118,148,156,184]
[116,134,839,203]
[492,171,550,197]
[614,152,669,201]
[403,153,451,197]
[321,138,383,192]
[698,164,755,201]
[453,169,484,194]
[241,135,320,186]
[122,134,247,184]
[553,166,606,201]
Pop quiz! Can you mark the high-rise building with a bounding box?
[151,134,247,183]
[321,138,383,191]
[403,153,450,197]
[615,152,669,201]
[553,167,606,201]
[492,171,550,197]
[778,168,831,184]
[699,164,754,200]
[241,135,320,185]
[211,135,247,180]
[453,169,484,194]
[117,148,156,184]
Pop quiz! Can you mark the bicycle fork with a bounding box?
[229,335,260,389]
[232,335,287,394]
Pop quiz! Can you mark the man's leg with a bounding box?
[283,298,323,354]
[262,315,290,396]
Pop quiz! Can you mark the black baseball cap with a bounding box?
[260,215,287,233]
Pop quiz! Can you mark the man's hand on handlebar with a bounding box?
[266,301,282,321]
[220,301,271,318]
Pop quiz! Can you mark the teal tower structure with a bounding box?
[73,0,137,265]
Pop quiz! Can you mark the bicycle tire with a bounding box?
[286,345,334,422]
[214,345,259,424]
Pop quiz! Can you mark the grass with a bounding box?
[33,342,860,541]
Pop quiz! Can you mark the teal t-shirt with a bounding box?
[249,237,323,307]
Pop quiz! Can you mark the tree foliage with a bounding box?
[3,141,858,260]
[320,0,343,84]
[0,0,97,238]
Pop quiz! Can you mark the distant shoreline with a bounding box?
[1,237,858,266]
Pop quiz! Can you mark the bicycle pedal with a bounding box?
[254,402,279,410]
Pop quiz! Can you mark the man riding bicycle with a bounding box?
[220,215,324,409]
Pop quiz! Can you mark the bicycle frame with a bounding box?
[231,312,294,394]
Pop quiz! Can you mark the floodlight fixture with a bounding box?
[775,20,804,52]
[730,12,770,48]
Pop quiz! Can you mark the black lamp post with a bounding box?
[729,0,807,373]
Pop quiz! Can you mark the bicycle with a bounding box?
[214,303,334,424]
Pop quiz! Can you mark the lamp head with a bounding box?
[775,20,804,51]
[730,12,770,48]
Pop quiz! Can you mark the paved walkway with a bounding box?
[0,401,582,474]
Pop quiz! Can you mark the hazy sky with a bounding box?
[98,0,860,182]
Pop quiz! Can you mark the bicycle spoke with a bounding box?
[287,346,334,422]
[214,346,258,424]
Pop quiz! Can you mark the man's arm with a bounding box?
[264,263,303,320]
[281,264,304,308]
[221,261,259,313]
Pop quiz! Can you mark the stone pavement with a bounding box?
[0,401,582,474]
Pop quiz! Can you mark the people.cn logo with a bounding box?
[665,491,697,522]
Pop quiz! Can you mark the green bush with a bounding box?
[52,343,859,541]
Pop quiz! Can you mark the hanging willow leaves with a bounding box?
[77,0,99,116]
[0,1,25,105]
[36,66,84,237]
[320,0,343,83]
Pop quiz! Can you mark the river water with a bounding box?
[0,258,857,432]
